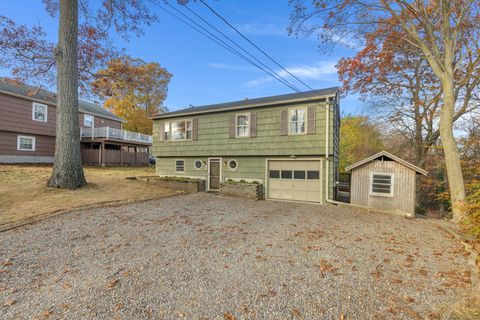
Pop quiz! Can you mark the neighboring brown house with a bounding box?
[345,151,428,217]
[0,80,152,165]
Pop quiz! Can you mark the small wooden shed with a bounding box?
[345,151,427,217]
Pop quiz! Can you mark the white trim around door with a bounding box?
[207,157,222,191]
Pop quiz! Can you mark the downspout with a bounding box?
[325,98,339,204]
[325,101,330,203]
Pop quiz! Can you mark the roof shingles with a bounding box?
[153,87,338,119]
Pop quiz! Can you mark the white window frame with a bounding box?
[193,159,203,170]
[227,159,239,171]
[164,119,193,141]
[288,107,307,135]
[84,114,94,128]
[235,113,250,138]
[174,159,185,173]
[370,172,394,197]
[17,135,36,151]
[32,102,48,122]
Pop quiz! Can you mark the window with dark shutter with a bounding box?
[280,109,288,136]
[229,115,236,138]
[250,113,257,137]
[307,106,316,134]
[192,118,198,140]
[159,121,164,141]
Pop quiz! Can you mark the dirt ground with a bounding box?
[0,165,179,227]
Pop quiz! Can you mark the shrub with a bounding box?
[463,189,480,240]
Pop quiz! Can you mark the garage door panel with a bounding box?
[267,160,322,203]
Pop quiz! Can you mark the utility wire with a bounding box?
[179,3,301,92]
[155,0,301,92]
[199,0,314,91]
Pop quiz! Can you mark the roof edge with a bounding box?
[0,88,125,123]
[345,151,428,175]
[152,88,338,120]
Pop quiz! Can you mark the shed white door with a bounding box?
[267,160,322,203]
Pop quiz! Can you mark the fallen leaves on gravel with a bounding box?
[290,308,301,317]
[1,260,13,266]
[3,299,16,307]
[107,278,120,289]
[113,303,123,312]
[223,312,236,320]
[41,309,53,318]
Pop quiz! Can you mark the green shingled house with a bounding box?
[152,88,340,203]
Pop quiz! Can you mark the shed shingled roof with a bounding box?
[345,151,428,175]
[152,87,339,119]
[0,79,124,122]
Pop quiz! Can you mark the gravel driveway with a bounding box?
[0,193,471,319]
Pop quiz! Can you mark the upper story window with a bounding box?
[289,107,306,134]
[370,172,394,197]
[32,102,48,122]
[17,135,35,151]
[164,120,192,141]
[84,114,94,127]
[236,113,250,137]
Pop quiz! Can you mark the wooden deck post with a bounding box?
[101,141,106,167]
[134,146,138,166]
[120,146,123,167]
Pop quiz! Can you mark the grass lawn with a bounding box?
[0,165,179,227]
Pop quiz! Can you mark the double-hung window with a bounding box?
[236,113,250,137]
[164,120,192,141]
[17,135,35,151]
[84,114,94,127]
[32,103,48,122]
[370,172,394,197]
[289,107,306,134]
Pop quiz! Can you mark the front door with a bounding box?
[209,158,221,191]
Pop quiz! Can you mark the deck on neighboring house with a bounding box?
[80,127,152,166]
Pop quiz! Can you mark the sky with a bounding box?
[0,0,363,115]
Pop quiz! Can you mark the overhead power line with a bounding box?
[180,3,302,92]
[153,0,301,92]
[199,0,314,91]
[150,1,301,92]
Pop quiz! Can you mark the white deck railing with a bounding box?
[80,127,153,144]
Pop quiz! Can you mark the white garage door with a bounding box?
[267,160,322,203]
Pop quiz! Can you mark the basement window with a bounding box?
[17,135,35,151]
[370,172,394,197]
[175,159,185,173]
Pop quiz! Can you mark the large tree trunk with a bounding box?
[47,0,86,189]
[440,77,466,222]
